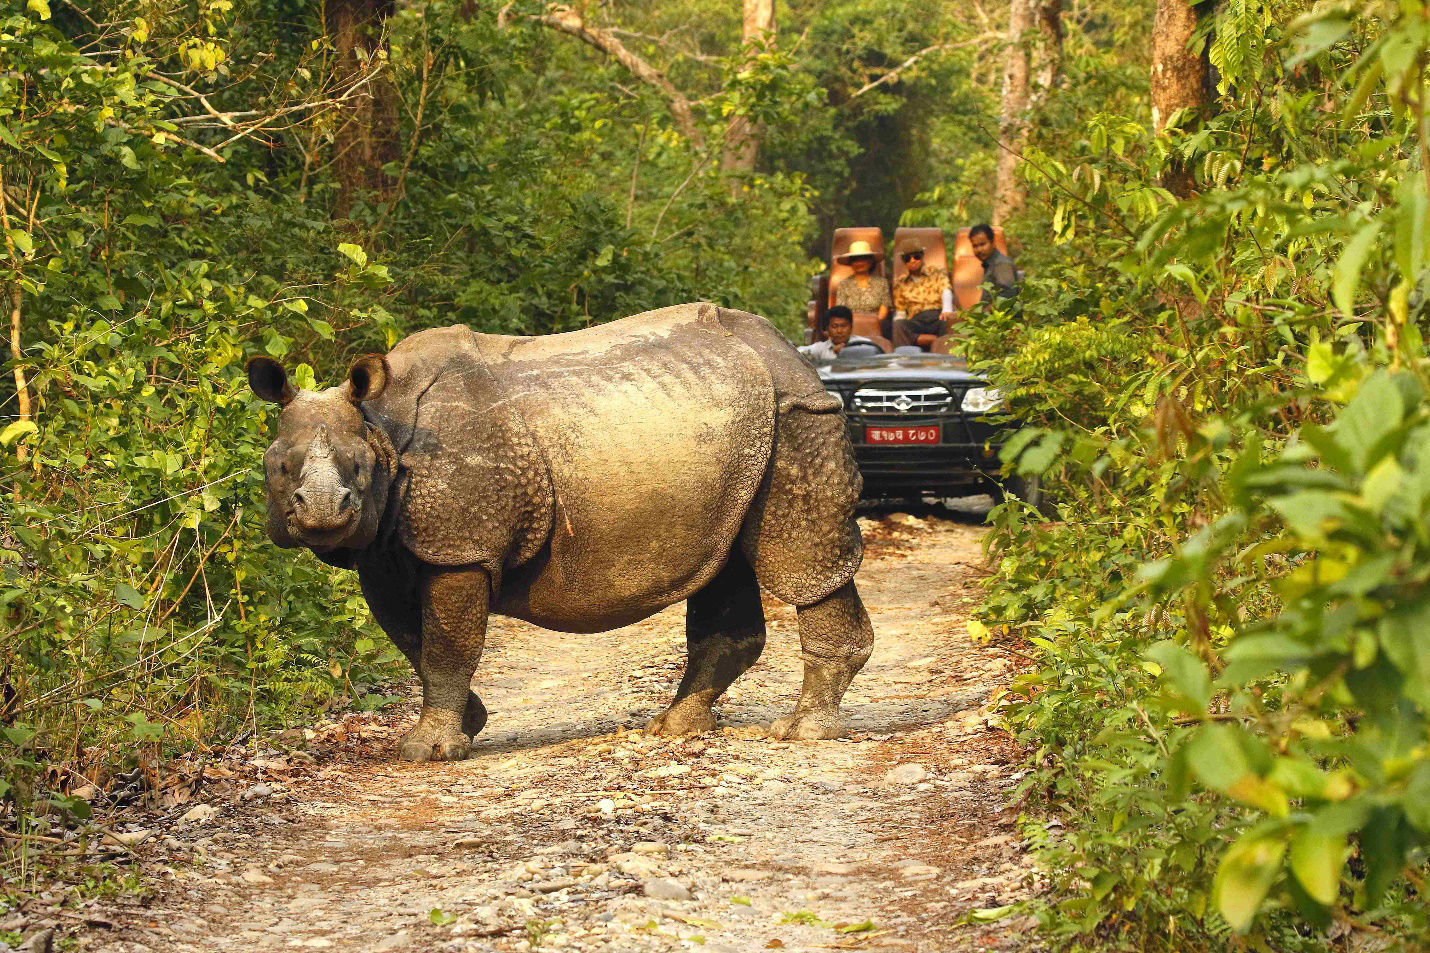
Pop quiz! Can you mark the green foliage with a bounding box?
[0,0,874,893]
[968,0,1430,948]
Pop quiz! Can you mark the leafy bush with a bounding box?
[0,0,830,891]
[965,0,1430,947]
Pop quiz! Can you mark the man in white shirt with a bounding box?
[799,308,879,364]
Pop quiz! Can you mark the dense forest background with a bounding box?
[4,0,1430,949]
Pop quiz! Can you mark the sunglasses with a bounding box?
[901,251,924,263]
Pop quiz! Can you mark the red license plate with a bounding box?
[866,425,940,444]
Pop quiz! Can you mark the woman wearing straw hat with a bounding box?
[833,239,891,328]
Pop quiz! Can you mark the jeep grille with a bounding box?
[850,385,953,415]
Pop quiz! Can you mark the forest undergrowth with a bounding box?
[967,0,1430,948]
[0,0,994,910]
[6,0,1430,950]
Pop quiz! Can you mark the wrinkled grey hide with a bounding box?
[248,303,873,761]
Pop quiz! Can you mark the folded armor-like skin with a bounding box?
[364,303,862,632]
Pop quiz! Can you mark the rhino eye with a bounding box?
[279,461,290,476]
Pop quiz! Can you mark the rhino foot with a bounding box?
[646,702,717,737]
[398,718,472,762]
[768,710,845,741]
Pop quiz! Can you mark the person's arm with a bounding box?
[988,258,1019,294]
[877,279,891,321]
[941,287,954,313]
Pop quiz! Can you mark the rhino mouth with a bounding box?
[289,510,359,550]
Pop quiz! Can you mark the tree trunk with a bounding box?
[326,0,399,216]
[992,0,1061,226]
[721,0,776,180]
[1151,0,1209,195]
[1035,0,1064,94]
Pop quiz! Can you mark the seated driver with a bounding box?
[892,244,955,349]
[799,307,878,364]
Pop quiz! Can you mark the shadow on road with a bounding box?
[857,493,999,526]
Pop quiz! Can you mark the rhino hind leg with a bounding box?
[769,581,873,741]
[647,553,766,737]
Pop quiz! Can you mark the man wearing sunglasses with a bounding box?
[891,244,955,349]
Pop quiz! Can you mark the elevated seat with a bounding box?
[827,227,888,309]
[826,227,890,338]
[951,226,1011,310]
[892,227,950,288]
[893,227,952,352]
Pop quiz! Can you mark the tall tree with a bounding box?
[992,0,1062,226]
[501,3,706,148]
[326,0,400,215]
[1151,0,1209,195]
[721,0,777,177]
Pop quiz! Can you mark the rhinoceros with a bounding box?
[246,303,873,761]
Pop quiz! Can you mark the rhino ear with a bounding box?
[247,356,296,406]
[347,354,390,404]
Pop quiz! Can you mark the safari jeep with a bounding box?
[804,225,1028,502]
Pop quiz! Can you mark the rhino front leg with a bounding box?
[770,581,873,741]
[399,565,489,762]
[648,554,766,737]
[359,556,487,740]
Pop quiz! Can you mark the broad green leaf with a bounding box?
[6,229,33,255]
[1394,176,1428,280]
[1330,371,1405,473]
[1332,221,1380,317]
[1378,607,1430,709]
[1213,832,1288,932]
[968,905,1016,922]
[114,582,145,610]
[1403,762,1430,833]
[0,420,37,447]
[1288,829,1345,906]
[1360,455,1404,512]
[1288,11,1353,65]
[1145,640,1211,710]
[1187,724,1252,791]
[338,242,367,267]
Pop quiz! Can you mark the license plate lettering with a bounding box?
[866,425,940,444]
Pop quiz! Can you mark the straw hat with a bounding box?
[836,239,879,264]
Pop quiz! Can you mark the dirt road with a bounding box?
[74,512,1039,953]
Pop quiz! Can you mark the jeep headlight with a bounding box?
[961,387,1004,413]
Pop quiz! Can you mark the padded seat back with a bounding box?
[951,226,1011,310]
[828,226,887,308]
[891,227,949,289]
